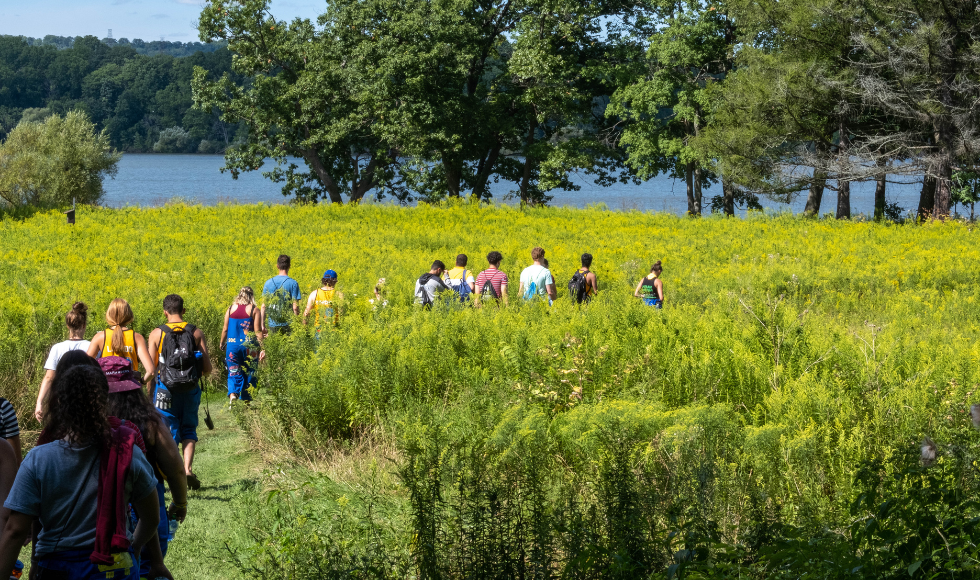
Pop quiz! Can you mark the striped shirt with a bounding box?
[0,397,20,439]
[475,268,509,299]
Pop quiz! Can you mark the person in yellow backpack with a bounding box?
[303,270,344,337]
[86,298,157,384]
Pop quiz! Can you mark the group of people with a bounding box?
[413,247,666,309]
[0,249,664,580]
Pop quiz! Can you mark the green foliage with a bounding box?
[153,126,195,153]
[0,111,119,208]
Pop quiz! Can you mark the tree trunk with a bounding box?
[303,147,343,204]
[933,155,953,220]
[918,174,935,221]
[349,150,385,202]
[836,179,850,219]
[519,115,538,205]
[836,120,850,219]
[804,168,827,216]
[685,162,695,215]
[873,171,886,221]
[472,140,501,199]
[722,176,735,216]
[444,155,462,197]
[692,163,703,216]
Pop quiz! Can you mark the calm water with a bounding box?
[103,154,926,216]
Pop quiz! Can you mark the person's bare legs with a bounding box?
[182,440,196,475]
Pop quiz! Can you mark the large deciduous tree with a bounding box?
[0,111,119,208]
[608,0,735,216]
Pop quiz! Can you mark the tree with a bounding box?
[608,0,735,216]
[848,0,980,219]
[0,111,119,208]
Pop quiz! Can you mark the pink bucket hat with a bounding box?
[98,356,143,393]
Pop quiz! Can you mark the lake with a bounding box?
[103,154,927,216]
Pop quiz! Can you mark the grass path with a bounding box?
[166,399,260,579]
[15,396,261,579]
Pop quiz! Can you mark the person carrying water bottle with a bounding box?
[519,247,557,304]
[443,255,475,303]
[634,260,665,308]
[146,295,213,491]
[221,287,265,403]
[303,270,344,336]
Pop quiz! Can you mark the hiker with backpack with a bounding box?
[568,253,599,304]
[86,298,157,384]
[261,254,302,336]
[146,294,213,491]
[474,251,509,307]
[415,260,450,308]
[220,286,265,404]
[634,260,665,308]
[444,255,476,303]
[303,270,344,335]
[519,247,557,304]
[36,302,91,422]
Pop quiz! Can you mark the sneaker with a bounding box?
[187,473,201,490]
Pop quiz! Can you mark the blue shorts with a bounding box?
[643,297,663,309]
[154,384,201,442]
[35,549,138,580]
[226,346,256,400]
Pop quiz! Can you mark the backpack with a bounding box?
[159,323,201,392]
[480,277,499,301]
[568,270,588,304]
[266,277,291,326]
[523,281,538,301]
[417,273,446,309]
[448,269,472,302]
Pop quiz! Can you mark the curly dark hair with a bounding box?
[107,389,164,442]
[45,364,112,449]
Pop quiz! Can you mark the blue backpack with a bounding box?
[449,270,472,302]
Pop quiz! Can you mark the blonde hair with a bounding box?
[105,298,134,354]
[234,286,256,306]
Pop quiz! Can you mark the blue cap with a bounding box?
[323,269,338,280]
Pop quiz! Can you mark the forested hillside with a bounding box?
[0,35,242,152]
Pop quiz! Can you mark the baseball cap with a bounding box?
[98,356,143,393]
[323,269,338,280]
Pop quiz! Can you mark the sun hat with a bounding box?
[323,269,338,280]
[98,356,143,393]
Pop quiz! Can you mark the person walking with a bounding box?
[634,260,665,308]
[86,298,157,384]
[146,295,213,491]
[415,260,449,307]
[220,287,265,404]
[569,253,599,304]
[0,399,20,470]
[261,254,302,336]
[519,247,557,303]
[101,356,187,580]
[303,270,343,335]
[0,362,160,580]
[474,251,509,307]
[36,302,92,422]
[443,255,476,302]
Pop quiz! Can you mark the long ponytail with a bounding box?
[105,298,134,354]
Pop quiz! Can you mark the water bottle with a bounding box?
[194,350,203,360]
[168,518,179,540]
[10,559,23,579]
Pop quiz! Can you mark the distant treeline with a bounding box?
[0,35,243,153]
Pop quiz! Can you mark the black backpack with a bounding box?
[159,323,201,392]
[480,278,499,301]
[568,270,588,304]
[417,273,446,309]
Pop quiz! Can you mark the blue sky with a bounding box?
[0,0,324,42]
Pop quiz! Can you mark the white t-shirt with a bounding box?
[44,339,91,371]
[520,264,554,298]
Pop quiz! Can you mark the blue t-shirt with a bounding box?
[5,440,157,557]
[262,275,302,328]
